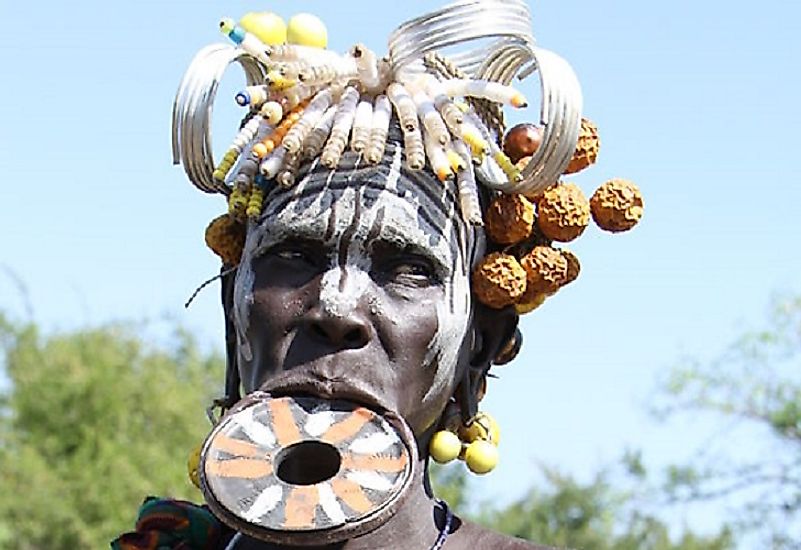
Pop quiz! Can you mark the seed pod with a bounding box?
[205,214,246,265]
[520,245,568,294]
[472,252,527,309]
[485,194,535,245]
[514,285,548,315]
[536,182,590,242]
[559,248,581,286]
[590,178,643,232]
[564,118,600,174]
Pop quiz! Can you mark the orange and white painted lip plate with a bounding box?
[202,395,411,532]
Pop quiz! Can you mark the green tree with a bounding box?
[0,314,221,549]
[431,464,733,549]
[653,296,801,547]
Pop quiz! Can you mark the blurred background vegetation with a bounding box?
[0,296,799,549]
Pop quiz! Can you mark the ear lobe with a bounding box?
[469,303,519,370]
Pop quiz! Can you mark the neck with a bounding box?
[233,458,448,550]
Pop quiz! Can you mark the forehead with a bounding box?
[249,145,473,271]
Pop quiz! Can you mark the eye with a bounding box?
[382,256,440,287]
[262,241,319,267]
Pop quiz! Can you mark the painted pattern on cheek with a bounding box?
[232,139,484,402]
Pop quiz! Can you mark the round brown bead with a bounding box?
[564,118,600,175]
[536,183,590,242]
[503,123,543,164]
[590,178,644,232]
[485,194,535,245]
[472,252,527,309]
[520,245,568,294]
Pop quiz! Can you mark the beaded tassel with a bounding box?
[219,18,271,65]
[282,89,333,153]
[403,128,425,171]
[350,98,373,152]
[298,59,357,86]
[260,145,287,178]
[388,83,425,170]
[228,181,250,221]
[467,112,520,182]
[277,150,302,188]
[424,130,452,182]
[246,185,264,218]
[321,87,359,168]
[453,140,483,225]
[387,83,419,132]
[235,85,270,108]
[303,106,337,160]
[365,95,391,164]
[350,44,381,91]
[413,90,450,146]
[252,104,305,159]
[441,78,528,108]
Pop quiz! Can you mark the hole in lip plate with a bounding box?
[275,440,342,485]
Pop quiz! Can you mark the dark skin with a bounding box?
[220,159,553,549]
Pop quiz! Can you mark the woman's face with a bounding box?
[234,146,482,435]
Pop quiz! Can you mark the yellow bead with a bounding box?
[286,13,328,48]
[187,443,203,489]
[239,11,287,46]
[459,412,500,445]
[429,430,462,464]
[252,143,268,158]
[213,169,226,181]
[464,440,499,474]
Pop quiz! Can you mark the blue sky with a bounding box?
[2,0,800,538]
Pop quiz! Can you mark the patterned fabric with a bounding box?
[111,497,231,550]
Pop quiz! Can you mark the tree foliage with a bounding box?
[432,464,732,550]
[0,314,221,549]
[653,296,801,547]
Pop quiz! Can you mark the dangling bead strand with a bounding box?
[281,89,333,153]
[365,95,391,164]
[259,145,287,178]
[440,78,528,108]
[321,86,360,168]
[413,89,449,146]
[424,130,452,182]
[303,105,337,159]
[453,140,483,225]
[350,98,374,152]
[277,150,302,188]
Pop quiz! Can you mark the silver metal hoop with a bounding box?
[172,44,267,194]
[389,0,583,196]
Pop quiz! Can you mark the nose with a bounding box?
[306,311,371,350]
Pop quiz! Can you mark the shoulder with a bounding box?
[448,519,563,550]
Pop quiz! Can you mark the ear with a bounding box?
[457,304,519,420]
[469,303,519,369]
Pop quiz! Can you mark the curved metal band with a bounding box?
[389,0,583,196]
[171,44,267,194]
[388,0,534,75]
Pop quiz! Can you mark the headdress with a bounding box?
[171,1,643,543]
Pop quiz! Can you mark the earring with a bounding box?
[429,410,500,475]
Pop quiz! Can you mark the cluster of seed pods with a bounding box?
[211,16,531,224]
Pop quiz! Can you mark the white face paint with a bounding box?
[233,141,484,428]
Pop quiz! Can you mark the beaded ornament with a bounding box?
[172,1,643,317]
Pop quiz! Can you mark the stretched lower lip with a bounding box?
[263,383,389,416]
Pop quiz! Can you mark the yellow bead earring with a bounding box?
[429,410,501,475]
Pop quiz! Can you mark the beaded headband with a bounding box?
[171,0,643,338]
